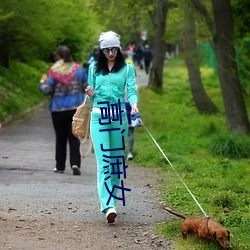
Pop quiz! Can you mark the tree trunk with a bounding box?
[212,0,250,134]
[147,0,169,89]
[184,4,218,114]
[191,0,250,134]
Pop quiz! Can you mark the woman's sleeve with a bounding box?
[126,63,138,105]
[87,62,95,101]
[75,67,88,92]
[39,77,56,95]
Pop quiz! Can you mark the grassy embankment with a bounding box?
[133,59,250,250]
[0,60,50,125]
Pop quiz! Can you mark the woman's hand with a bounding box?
[40,74,47,83]
[131,103,138,116]
[85,86,95,97]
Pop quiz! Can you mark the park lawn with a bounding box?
[132,58,250,250]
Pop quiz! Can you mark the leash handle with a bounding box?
[139,118,209,218]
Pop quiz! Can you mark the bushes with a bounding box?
[210,134,250,159]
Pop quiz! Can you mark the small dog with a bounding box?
[163,207,231,249]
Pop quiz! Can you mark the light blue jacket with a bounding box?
[87,62,138,110]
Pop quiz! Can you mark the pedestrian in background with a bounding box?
[85,46,99,72]
[39,45,88,175]
[85,31,138,223]
[143,44,152,74]
[123,51,137,160]
[134,44,144,69]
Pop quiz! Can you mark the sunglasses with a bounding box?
[102,47,119,55]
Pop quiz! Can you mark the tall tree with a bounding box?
[184,1,218,114]
[148,0,176,89]
[191,0,250,134]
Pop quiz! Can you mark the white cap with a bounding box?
[99,31,121,49]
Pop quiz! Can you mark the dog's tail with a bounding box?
[162,206,187,220]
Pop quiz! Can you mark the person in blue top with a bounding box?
[39,45,88,176]
[85,31,138,223]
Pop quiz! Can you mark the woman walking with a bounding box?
[85,31,138,223]
[39,45,88,175]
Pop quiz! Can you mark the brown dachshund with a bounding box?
[163,207,231,249]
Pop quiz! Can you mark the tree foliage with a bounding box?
[0,0,99,67]
[232,0,250,40]
[164,2,184,44]
[91,0,155,46]
[232,0,250,95]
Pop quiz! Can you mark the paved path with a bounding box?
[0,106,164,223]
[135,68,149,88]
[0,71,173,249]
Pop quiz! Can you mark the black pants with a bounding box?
[128,127,134,152]
[144,59,151,74]
[51,110,80,171]
[125,102,134,152]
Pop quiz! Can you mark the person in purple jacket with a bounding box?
[39,45,88,175]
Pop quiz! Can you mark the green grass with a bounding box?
[132,58,250,250]
[0,60,50,123]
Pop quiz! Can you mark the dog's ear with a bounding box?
[213,231,217,240]
[227,230,230,240]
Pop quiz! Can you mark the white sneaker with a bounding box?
[53,168,64,173]
[72,165,81,175]
[127,152,133,160]
[106,207,117,223]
